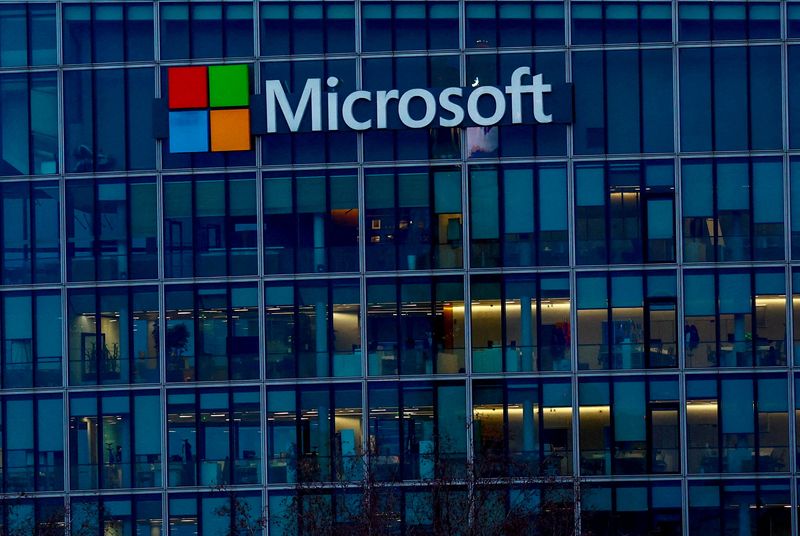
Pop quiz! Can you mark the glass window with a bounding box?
[0,4,56,67]
[363,2,457,52]
[164,174,257,278]
[471,273,570,373]
[0,181,60,284]
[266,279,360,379]
[687,375,788,474]
[366,167,462,271]
[685,268,785,368]
[684,158,784,263]
[69,392,161,490]
[0,72,58,177]
[166,283,259,382]
[368,276,465,376]
[578,271,677,370]
[473,379,572,476]
[1,290,61,389]
[583,482,682,535]
[466,2,564,48]
[574,49,673,155]
[68,286,159,385]
[573,2,671,45]
[368,382,466,481]
[682,46,781,152]
[267,384,361,484]
[64,68,155,173]
[264,170,358,274]
[66,178,158,282]
[161,3,253,60]
[579,376,679,476]
[0,394,64,492]
[63,3,154,64]
[470,163,568,268]
[689,479,789,535]
[576,160,675,264]
[167,389,260,488]
[262,2,355,55]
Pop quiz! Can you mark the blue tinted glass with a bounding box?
[680,48,712,151]
[572,4,602,45]
[0,5,27,66]
[680,4,710,41]
[93,4,124,63]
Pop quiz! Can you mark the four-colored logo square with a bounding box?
[167,65,251,153]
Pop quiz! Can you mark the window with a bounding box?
[0,181,59,284]
[687,375,789,474]
[71,495,161,536]
[68,286,159,385]
[64,68,155,172]
[166,284,259,382]
[466,2,564,48]
[66,178,157,282]
[681,46,781,152]
[365,167,462,271]
[367,276,465,376]
[689,480,790,535]
[167,389,260,487]
[579,376,679,476]
[265,279,360,379]
[69,392,161,490]
[267,384,362,483]
[164,174,257,278]
[362,2,458,52]
[683,158,784,263]
[161,3,253,60]
[264,170,358,274]
[0,394,63,492]
[680,2,780,41]
[473,378,572,476]
[582,482,682,535]
[573,49,673,154]
[368,382,466,481]
[577,271,678,370]
[0,73,58,177]
[471,273,570,373]
[572,2,671,44]
[262,2,355,55]
[469,163,568,268]
[169,492,260,536]
[0,4,56,67]
[684,268,786,368]
[63,3,153,64]
[1,290,61,388]
[575,160,675,265]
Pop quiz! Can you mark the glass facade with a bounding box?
[3,1,800,535]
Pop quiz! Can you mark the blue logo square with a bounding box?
[169,111,209,153]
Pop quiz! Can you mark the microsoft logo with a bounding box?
[166,64,251,153]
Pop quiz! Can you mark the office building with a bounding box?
[0,1,799,534]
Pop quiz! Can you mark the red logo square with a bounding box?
[168,67,209,110]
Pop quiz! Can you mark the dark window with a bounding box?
[0,73,58,177]
[264,170,358,274]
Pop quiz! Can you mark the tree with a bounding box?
[3,493,105,536]
[271,447,583,536]
[211,485,268,536]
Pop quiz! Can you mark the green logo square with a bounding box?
[208,64,250,108]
